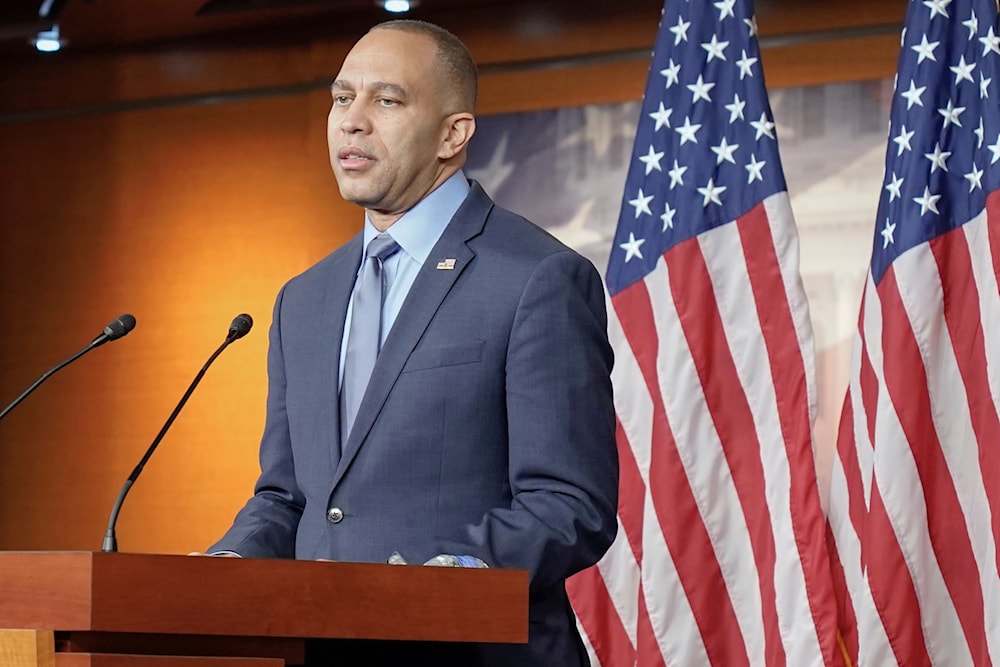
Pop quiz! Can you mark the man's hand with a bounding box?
[424,554,489,568]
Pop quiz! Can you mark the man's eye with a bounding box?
[334,95,352,105]
[378,98,398,107]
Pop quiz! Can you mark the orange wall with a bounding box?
[0,5,903,553]
[0,89,346,552]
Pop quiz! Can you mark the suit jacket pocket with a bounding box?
[402,340,485,372]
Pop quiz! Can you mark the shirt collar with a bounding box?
[362,171,471,264]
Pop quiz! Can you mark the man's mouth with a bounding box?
[338,147,374,168]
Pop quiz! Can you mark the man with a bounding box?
[208,19,618,665]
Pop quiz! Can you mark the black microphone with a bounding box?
[0,314,136,422]
[101,313,253,553]
[227,313,253,342]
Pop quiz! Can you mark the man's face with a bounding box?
[327,29,453,222]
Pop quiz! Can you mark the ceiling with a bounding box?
[0,0,669,58]
[0,0,911,62]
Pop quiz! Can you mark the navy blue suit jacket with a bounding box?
[211,182,618,665]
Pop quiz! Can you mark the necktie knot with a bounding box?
[367,233,400,263]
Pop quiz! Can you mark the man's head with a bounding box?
[376,20,478,113]
[327,20,478,230]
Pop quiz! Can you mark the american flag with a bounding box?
[825,0,1000,664]
[565,0,842,665]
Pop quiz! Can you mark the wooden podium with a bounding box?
[0,551,528,666]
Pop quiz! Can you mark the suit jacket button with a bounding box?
[326,507,345,524]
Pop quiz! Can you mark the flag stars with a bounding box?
[912,34,940,63]
[881,219,897,249]
[962,10,978,38]
[965,164,984,191]
[923,0,951,20]
[702,34,729,62]
[989,134,1000,164]
[687,74,716,103]
[893,124,915,155]
[711,136,740,165]
[745,154,766,183]
[725,94,746,122]
[629,188,654,218]
[668,160,688,188]
[661,202,676,231]
[975,117,985,148]
[676,117,702,145]
[638,145,665,175]
[914,186,942,216]
[669,16,691,46]
[744,15,758,37]
[980,26,1000,56]
[660,59,681,88]
[924,142,952,172]
[938,99,965,127]
[900,80,926,109]
[980,72,992,99]
[736,50,758,80]
[649,102,673,130]
[697,178,727,207]
[714,0,736,19]
[885,172,904,201]
[750,112,775,140]
[619,233,646,263]
[949,55,975,85]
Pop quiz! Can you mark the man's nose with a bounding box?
[338,103,370,133]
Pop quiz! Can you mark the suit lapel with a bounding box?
[324,234,363,471]
[332,184,493,485]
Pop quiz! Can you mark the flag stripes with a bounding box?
[740,198,837,662]
[883,265,990,658]
[670,224,784,666]
[618,272,751,665]
[572,193,839,665]
[566,560,635,665]
[828,210,1000,665]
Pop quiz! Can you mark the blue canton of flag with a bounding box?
[606,0,784,294]
[873,0,1000,282]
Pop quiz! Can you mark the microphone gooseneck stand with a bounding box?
[101,314,252,553]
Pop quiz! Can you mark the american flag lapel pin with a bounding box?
[436,258,457,270]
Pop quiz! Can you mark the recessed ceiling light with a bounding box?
[383,0,412,13]
[32,25,64,53]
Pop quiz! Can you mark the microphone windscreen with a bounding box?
[104,314,137,341]
[228,313,253,341]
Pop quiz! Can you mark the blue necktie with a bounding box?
[340,233,401,447]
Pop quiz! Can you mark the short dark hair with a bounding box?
[371,19,478,112]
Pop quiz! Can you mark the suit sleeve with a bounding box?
[440,249,619,590]
[207,285,304,558]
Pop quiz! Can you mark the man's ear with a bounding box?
[439,113,476,160]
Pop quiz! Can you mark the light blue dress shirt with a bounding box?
[338,171,471,386]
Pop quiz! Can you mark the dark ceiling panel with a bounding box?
[0,0,905,61]
[0,0,44,24]
[197,0,335,14]
[0,0,57,42]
